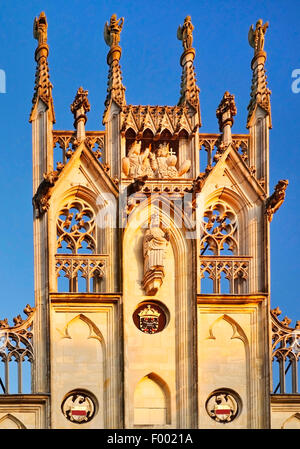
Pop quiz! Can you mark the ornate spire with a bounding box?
[177,16,201,122]
[29,12,55,123]
[216,91,237,144]
[247,19,271,128]
[70,87,90,141]
[103,14,126,123]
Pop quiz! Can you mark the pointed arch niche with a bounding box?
[0,414,26,429]
[199,188,253,294]
[123,196,196,428]
[133,373,171,426]
[57,314,106,426]
[200,314,250,427]
[281,413,300,429]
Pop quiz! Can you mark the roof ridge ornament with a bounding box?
[29,11,55,123]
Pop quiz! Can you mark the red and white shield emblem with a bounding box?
[70,405,88,423]
[214,404,232,422]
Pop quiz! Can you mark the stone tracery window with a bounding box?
[200,201,238,256]
[57,200,96,255]
[55,199,106,293]
[200,200,250,294]
[0,305,34,395]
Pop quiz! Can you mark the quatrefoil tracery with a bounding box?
[201,201,238,255]
[57,200,96,254]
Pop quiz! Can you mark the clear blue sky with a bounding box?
[0,1,299,325]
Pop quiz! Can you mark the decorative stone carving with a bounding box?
[151,142,191,179]
[247,19,271,128]
[248,19,269,55]
[206,390,240,423]
[103,15,126,123]
[70,87,90,133]
[0,304,35,394]
[122,141,191,179]
[177,16,194,51]
[271,307,300,393]
[55,255,106,293]
[56,199,96,254]
[200,256,251,294]
[216,91,237,133]
[121,105,196,137]
[104,14,124,49]
[30,11,55,123]
[266,179,288,222]
[200,201,238,255]
[61,390,97,424]
[142,215,170,296]
[122,141,152,178]
[33,11,48,45]
[32,163,64,217]
[132,303,167,334]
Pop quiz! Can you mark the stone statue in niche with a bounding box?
[122,140,191,179]
[142,215,170,296]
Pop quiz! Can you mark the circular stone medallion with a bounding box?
[133,302,167,334]
[205,389,241,423]
[61,390,96,424]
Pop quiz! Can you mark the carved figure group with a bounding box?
[122,141,191,179]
